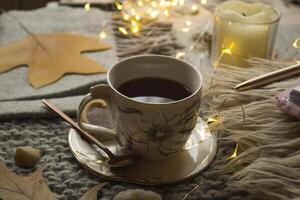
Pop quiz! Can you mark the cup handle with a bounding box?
[77,84,117,139]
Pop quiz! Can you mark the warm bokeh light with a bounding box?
[293,37,300,49]
[115,2,123,10]
[185,20,192,26]
[138,0,144,6]
[201,0,207,5]
[99,31,107,39]
[191,5,198,11]
[122,13,130,21]
[227,143,239,160]
[181,27,190,32]
[118,27,128,35]
[207,117,218,124]
[84,3,91,11]
[175,52,185,59]
[115,0,200,35]
[164,10,170,17]
[130,24,141,34]
[221,48,232,55]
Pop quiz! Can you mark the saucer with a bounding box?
[68,118,217,185]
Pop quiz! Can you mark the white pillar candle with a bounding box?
[212,0,280,67]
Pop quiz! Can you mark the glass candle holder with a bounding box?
[212,0,281,67]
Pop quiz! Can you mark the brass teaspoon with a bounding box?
[42,99,140,167]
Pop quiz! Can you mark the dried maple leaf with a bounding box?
[0,162,57,200]
[0,33,111,88]
[79,182,107,200]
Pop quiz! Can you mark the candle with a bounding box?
[212,0,280,67]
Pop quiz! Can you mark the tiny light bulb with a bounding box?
[135,14,141,21]
[201,0,207,5]
[115,2,123,10]
[118,27,128,35]
[207,117,217,124]
[84,3,91,11]
[176,52,185,59]
[137,0,144,6]
[191,5,198,11]
[99,31,107,39]
[160,0,166,6]
[122,13,130,21]
[164,10,170,17]
[172,0,179,6]
[151,1,158,7]
[131,25,141,34]
[181,27,190,32]
[185,20,192,26]
[166,1,171,7]
[130,8,137,15]
[222,48,232,55]
[150,10,159,18]
[179,0,185,6]
[227,143,239,160]
[131,20,138,26]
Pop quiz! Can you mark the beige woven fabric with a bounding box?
[201,58,300,200]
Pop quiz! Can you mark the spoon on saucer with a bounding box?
[41,99,140,167]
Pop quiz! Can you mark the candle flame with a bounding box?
[227,143,239,160]
[99,31,107,39]
[84,3,91,11]
[176,52,185,59]
[118,27,128,35]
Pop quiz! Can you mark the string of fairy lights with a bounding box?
[83,0,300,160]
[84,0,208,60]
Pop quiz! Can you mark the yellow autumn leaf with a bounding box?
[0,162,57,200]
[0,33,112,88]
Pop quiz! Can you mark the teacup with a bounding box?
[77,55,203,160]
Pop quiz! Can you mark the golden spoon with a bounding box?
[42,99,140,167]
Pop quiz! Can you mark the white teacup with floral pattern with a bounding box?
[77,55,203,160]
